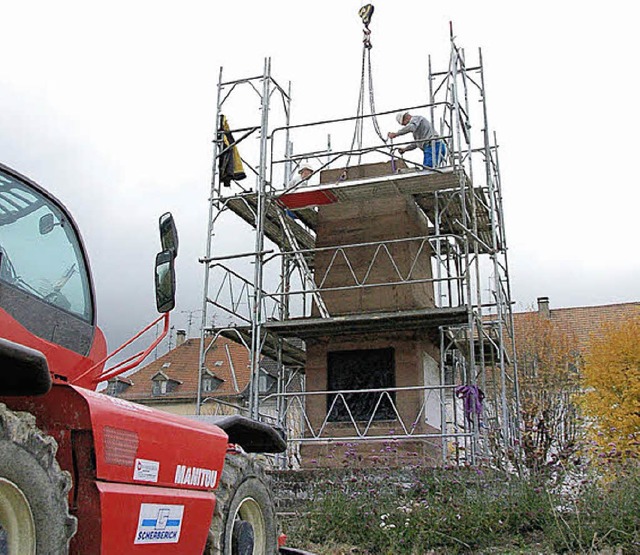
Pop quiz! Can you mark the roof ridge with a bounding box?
[515,300,639,314]
[550,301,640,313]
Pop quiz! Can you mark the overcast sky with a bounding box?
[2,0,638,356]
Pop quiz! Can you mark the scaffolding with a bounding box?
[197,31,520,468]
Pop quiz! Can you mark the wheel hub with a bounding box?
[232,520,254,555]
[0,477,36,555]
[232,495,266,555]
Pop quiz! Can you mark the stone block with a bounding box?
[319,160,408,184]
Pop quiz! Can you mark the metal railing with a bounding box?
[269,100,455,195]
[263,384,474,445]
[197,33,521,466]
[261,234,467,319]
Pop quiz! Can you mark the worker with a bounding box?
[289,162,314,187]
[283,163,314,221]
[388,112,446,168]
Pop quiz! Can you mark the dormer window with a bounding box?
[202,370,223,393]
[152,379,168,396]
[151,371,181,396]
[106,377,132,397]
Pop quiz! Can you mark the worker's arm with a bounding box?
[388,122,417,153]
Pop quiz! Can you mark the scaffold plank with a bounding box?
[414,187,498,253]
[217,327,306,368]
[444,322,512,366]
[277,168,469,210]
[264,306,468,339]
[225,195,316,250]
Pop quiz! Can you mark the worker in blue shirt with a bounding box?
[388,112,446,168]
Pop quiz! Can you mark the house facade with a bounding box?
[517,297,640,352]
[107,331,261,416]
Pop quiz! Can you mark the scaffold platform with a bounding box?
[277,167,469,210]
[217,327,306,368]
[224,167,497,254]
[414,187,498,253]
[263,306,468,339]
[224,194,316,250]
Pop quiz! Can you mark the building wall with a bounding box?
[301,334,443,467]
[305,333,439,431]
[313,195,435,315]
[135,401,197,416]
[299,437,442,469]
[302,164,442,467]
[423,351,442,429]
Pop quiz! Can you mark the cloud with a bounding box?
[1,0,638,362]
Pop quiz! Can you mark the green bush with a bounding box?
[546,464,640,553]
[283,464,640,554]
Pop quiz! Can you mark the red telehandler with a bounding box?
[0,162,306,555]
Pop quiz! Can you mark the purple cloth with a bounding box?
[455,385,485,423]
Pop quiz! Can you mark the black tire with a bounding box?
[205,452,277,555]
[0,403,76,554]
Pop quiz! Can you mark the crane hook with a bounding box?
[358,4,374,29]
[359,4,374,49]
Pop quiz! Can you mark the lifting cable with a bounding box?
[346,4,387,168]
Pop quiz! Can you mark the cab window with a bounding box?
[0,170,93,322]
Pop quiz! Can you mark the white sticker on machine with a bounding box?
[134,503,184,544]
[133,458,160,483]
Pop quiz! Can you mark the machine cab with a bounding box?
[0,163,102,389]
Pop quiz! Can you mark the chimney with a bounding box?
[537,297,550,318]
[176,329,187,346]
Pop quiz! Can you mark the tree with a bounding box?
[514,311,581,473]
[581,315,640,458]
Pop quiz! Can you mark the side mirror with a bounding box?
[155,250,176,313]
[159,212,179,258]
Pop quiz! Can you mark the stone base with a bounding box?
[299,438,442,469]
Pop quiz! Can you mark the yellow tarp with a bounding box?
[219,115,246,187]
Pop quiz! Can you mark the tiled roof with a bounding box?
[514,300,640,352]
[116,336,251,402]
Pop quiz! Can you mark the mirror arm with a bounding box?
[71,313,170,385]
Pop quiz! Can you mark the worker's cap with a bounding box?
[298,163,313,173]
[396,112,409,125]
